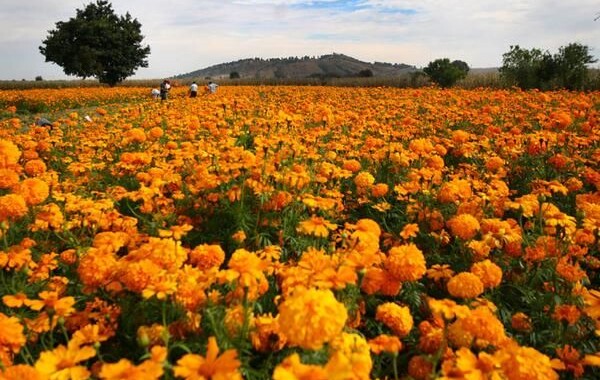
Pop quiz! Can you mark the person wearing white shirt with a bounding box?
[189,81,198,98]
[207,81,219,94]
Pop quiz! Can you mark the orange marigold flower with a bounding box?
[354,171,375,189]
[447,213,481,240]
[0,313,26,354]
[447,272,484,299]
[278,287,347,350]
[552,304,581,326]
[173,336,242,380]
[23,159,47,176]
[470,259,503,289]
[371,183,389,197]
[375,302,414,338]
[511,312,532,332]
[0,194,28,221]
[189,244,225,269]
[342,159,361,173]
[0,364,46,380]
[385,243,426,282]
[14,178,49,205]
[400,223,419,240]
[0,140,21,168]
[408,355,434,380]
[368,334,403,354]
[495,342,558,380]
[297,215,337,238]
[0,168,19,189]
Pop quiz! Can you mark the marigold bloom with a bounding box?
[495,342,558,380]
[14,178,49,205]
[0,364,46,380]
[273,353,328,380]
[23,159,47,176]
[173,336,242,380]
[278,287,347,350]
[297,215,337,238]
[0,194,28,221]
[0,313,26,357]
[0,169,19,189]
[470,259,502,289]
[354,171,375,189]
[34,341,96,380]
[371,183,389,197]
[0,140,21,168]
[189,244,225,269]
[375,302,414,338]
[328,332,372,379]
[447,213,481,240]
[385,243,426,282]
[400,223,419,240]
[368,334,403,354]
[447,272,484,299]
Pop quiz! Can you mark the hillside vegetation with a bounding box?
[175,53,416,80]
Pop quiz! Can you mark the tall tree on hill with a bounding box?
[39,0,150,86]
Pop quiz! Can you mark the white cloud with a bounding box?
[0,0,599,80]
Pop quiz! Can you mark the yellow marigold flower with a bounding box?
[470,259,503,289]
[447,272,484,299]
[273,353,328,380]
[327,332,372,380]
[385,243,426,282]
[0,168,19,189]
[354,171,375,189]
[495,342,558,380]
[375,302,414,338]
[0,313,26,355]
[25,290,76,318]
[447,213,481,240]
[297,215,337,238]
[0,364,46,380]
[189,244,225,269]
[0,194,28,221]
[449,306,507,348]
[219,248,269,301]
[437,178,472,203]
[35,341,96,380]
[173,336,242,380]
[278,287,347,350]
[368,334,403,354]
[14,178,49,206]
[0,140,21,168]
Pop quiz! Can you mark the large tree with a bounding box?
[423,58,470,88]
[500,43,596,90]
[39,0,150,86]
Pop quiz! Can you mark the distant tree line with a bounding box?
[423,42,597,90]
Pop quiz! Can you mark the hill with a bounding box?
[174,53,416,80]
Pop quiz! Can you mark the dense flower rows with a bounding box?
[0,85,599,379]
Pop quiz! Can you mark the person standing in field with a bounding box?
[207,81,219,94]
[160,80,171,100]
[189,81,198,98]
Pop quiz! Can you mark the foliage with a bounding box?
[39,0,150,86]
[500,43,597,90]
[423,58,470,87]
[230,71,241,79]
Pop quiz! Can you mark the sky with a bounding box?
[1,0,599,80]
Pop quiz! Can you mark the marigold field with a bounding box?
[0,85,599,380]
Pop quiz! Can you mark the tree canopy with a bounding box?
[39,0,150,86]
[423,58,470,88]
[499,43,596,90]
